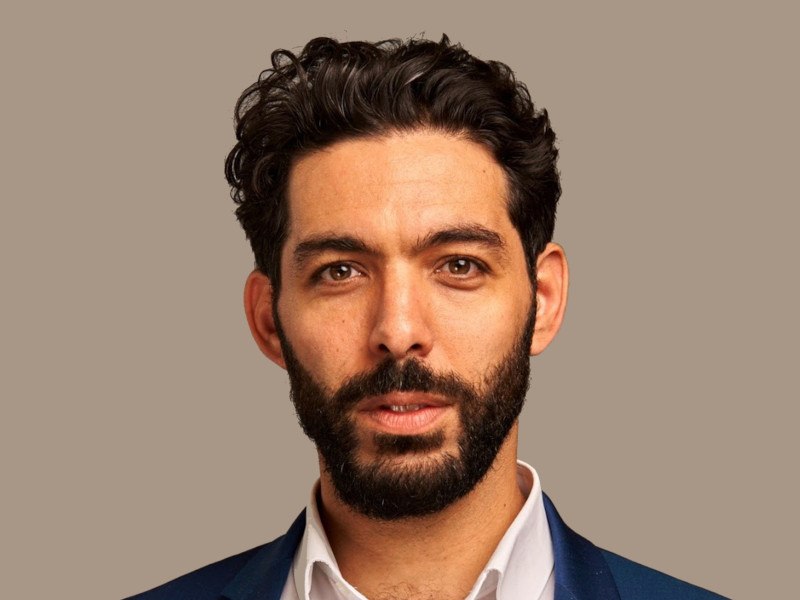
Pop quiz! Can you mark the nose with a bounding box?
[368,267,434,360]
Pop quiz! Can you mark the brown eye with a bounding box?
[327,264,353,280]
[447,258,473,275]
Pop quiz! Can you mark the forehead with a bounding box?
[285,130,515,249]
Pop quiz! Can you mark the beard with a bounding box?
[275,308,535,521]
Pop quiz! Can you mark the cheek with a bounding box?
[431,292,529,380]
[278,297,370,386]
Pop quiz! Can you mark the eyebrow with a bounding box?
[412,224,506,254]
[291,223,507,269]
[292,234,377,269]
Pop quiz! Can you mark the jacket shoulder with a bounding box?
[601,550,729,600]
[124,511,306,600]
[123,544,267,600]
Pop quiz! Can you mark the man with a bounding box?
[129,36,727,599]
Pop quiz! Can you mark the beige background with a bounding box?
[1,1,797,598]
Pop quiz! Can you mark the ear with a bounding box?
[244,270,287,369]
[530,243,569,356]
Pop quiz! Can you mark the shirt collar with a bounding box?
[291,460,554,600]
[465,461,554,599]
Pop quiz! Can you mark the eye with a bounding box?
[446,258,475,275]
[436,257,487,280]
[316,263,363,283]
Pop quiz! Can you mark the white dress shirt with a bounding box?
[279,461,555,600]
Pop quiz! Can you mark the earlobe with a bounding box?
[243,270,287,368]
[530,243,569,356]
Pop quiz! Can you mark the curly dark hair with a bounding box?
[225,35,560,291]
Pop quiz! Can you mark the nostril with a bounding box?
[376,341,425,356]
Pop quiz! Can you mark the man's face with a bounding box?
[274,130,536,518]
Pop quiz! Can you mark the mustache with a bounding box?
[330,357,479,409]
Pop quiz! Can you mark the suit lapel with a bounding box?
[543,494,621,600]
[222,510,306,600]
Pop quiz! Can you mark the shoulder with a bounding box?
[123,511,306,600]
[542,493,729,599]
[123,544,266,600]
[600,549,729,600]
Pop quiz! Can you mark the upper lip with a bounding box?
[357,392,452,412]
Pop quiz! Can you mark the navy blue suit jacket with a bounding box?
[126,495,728,599]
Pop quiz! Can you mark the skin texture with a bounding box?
[245,129,568,599]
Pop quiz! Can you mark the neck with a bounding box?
[317,427,524,600]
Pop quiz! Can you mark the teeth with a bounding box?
[387,404,422,412]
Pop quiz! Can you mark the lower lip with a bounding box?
[361,405,449,434]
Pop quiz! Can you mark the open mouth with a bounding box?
[383,404,426,412]
[359,393,452,434]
